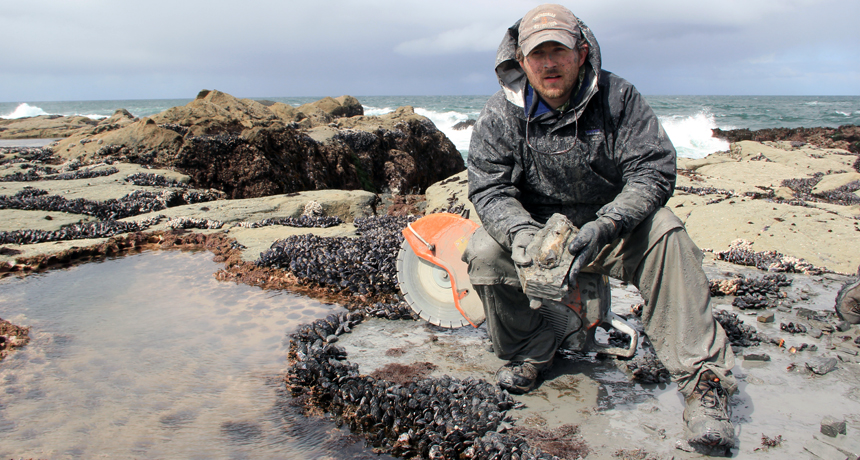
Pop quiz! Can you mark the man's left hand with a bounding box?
[567,217,620,288]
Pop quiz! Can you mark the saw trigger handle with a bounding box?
[589,311,639,358]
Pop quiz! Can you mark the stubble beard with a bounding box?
[527,62,579,105]
[534,72,576,101]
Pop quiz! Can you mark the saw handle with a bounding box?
[406,222,435,251]
[588,311,638,358]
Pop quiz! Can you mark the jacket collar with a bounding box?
[524,84,555,119]
[524,73,591,121]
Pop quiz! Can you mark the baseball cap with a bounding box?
[518,4,582,56]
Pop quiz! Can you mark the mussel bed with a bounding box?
[285,311,571,460]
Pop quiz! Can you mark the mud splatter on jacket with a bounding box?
[468,18,677,251]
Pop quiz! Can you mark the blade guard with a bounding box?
[401,213,483,328]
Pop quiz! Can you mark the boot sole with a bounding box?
[835,277,860,324]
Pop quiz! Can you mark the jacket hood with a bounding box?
[495,15,602,117]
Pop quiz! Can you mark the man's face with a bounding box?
[519,40,588,110]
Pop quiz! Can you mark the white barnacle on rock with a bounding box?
[302,200,324,217]
[166,217,224,230]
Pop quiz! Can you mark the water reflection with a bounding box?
[0,250,388,459]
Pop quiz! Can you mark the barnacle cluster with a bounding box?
[236,215,344,229]
[158,123,189,136]
[676,185,736,197]
[0,147,55,164]
[0,165,119,182]
[166,217,224,230]
[781,173,860,206]
[709,274,791,310]
[714,239,826,275]
[0,188,218,220]
[780,322,807,334]
[714,310,761,347]
[125,172,188,188]
[257,216,417,297]
[0,216,164,245]
[624,351,671,384]
[285,312,567,460]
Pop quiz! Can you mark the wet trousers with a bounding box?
[463,207,736,396]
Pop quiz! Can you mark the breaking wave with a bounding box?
[659,110,730,159]
[1,102,107,120]
[2,103,50,119]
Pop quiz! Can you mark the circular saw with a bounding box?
[396,213,484,328]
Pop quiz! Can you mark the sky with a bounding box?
[1,0,858,102]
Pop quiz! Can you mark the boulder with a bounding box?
[149,89,280,136]
[43,90,464,199]
[298,95,364,123]
[91,109,138,134]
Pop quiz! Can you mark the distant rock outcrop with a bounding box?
[45,90,465,198]
[713,125,860,155]
[452,119,476,130]
[0,115,98,139]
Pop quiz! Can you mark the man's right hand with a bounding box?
[511,227,539,266]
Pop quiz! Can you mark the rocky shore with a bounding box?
[2,96,860,458]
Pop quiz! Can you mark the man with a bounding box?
[464,4,738,453]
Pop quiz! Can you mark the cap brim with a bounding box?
[521,30,577,57]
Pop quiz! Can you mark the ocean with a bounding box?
[2,95,859,159]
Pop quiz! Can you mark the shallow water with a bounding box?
[0,250,387,459]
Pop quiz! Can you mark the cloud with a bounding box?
[394,23,508,56]
[1,0,858,100]
[747,54,777,65]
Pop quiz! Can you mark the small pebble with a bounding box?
[835,321,852,332]
[806,357,838,375]
[820,416,847,437]
[757,312,775,323]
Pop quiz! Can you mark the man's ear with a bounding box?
[578,45,589,64]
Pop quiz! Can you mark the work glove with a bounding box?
[567,217,620,288]
[511,226,539,266]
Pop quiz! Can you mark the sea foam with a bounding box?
[414,107,475,158]
[2,103,49,119]
[659,111,730,159]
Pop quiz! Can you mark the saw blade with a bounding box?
[396,239,475,328]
